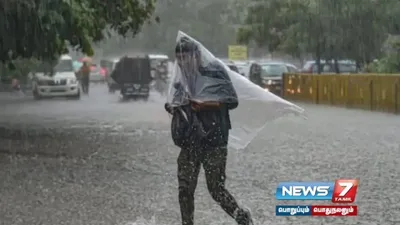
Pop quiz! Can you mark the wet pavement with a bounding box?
[0,84,399,225]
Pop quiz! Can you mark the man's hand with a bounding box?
[164,103,175,114]
[190,100,221,111]
[191,101,202,111]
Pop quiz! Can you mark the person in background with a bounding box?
[164,37,253,225]
[11,78,20,90]
[79,61,90,94]
[11,77,25,96]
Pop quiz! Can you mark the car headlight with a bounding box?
[68,79,78,84]
[37,80,47,85]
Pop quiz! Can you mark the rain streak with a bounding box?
[1,0,400,225]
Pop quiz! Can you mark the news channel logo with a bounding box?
[275,180,359,217]
[275,180,358,203]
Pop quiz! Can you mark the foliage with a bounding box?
[238,0,400,70]
[0,58,40,83]
[0,0,157,65]
[99,0,242,57]
[366,37,400,73]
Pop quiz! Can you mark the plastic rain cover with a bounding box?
[167,31,304,149]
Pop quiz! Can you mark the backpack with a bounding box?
[171,106,211,148]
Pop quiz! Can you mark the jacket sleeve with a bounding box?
[213,63,239,110]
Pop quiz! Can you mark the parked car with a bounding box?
[301,60,359,74]
[31,55,80,100]
[248,61,298,95]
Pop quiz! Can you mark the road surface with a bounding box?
[0,84,399,225]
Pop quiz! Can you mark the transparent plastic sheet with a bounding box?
[167,31,304,149]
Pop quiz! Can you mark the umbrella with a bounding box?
[79,57,93,63]
[73,61,83,72]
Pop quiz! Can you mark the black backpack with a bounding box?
[171,106,210,148]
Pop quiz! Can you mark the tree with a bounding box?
[367,35,400,73]
[237,0,287,51]
[0,0,157,65]
[238,0,400,72]
[99,0,242,57]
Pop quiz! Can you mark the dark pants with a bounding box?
[81,77,89,94]
[178,145,239,225]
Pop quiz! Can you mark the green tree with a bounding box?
[0,0,157,65]
[367,36,400,73]
[100,0,242,57]
[238,0,400,72]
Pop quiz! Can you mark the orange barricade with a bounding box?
[346,75,373,110]
[283,73,317,103]
[282,73,400,114]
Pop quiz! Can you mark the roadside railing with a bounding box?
[282,73,400,114]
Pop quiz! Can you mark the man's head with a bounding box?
[175,37,200,71]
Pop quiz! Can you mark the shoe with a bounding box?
[235,207,254,225]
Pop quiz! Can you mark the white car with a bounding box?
[233,60,252,77]
[89,64,106,83]
[31,55,80,100]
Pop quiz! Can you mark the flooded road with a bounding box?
[0,84,399,225]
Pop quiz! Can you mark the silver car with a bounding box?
[89,64,106,83]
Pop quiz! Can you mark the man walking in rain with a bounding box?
[165,37,253,225]
[78,61,90,94]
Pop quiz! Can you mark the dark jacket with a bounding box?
[170,62,238,149]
